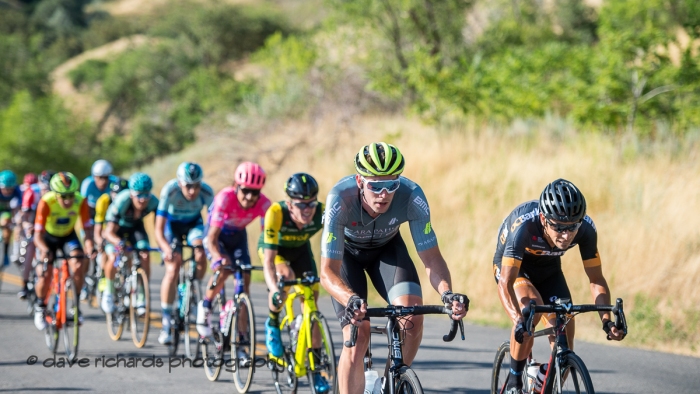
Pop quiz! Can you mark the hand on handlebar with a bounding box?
[603,320,625,341]
[441,290,469,320]
[344,295,367,327]
[513,319,529,344]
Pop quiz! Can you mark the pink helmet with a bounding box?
[24,173,38,185]
[234,162,266,189]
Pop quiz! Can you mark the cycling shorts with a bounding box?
[257,243,319,291]
[493,257,572,306]
[105,221,151,254]
[41,231,83,263]
[205,228,250,270]
[164,217,204,253]
[331,233,422,328]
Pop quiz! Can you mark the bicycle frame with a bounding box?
[45,256,73,331]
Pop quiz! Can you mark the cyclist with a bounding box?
[16,171,54,299]
[260,173,329,392]
[196,162,271,338]
[0,170,22,268]
[319,142,468,394]
[33,172,94,330]
[91,178,128,300]
[493,178,625,394]
[101,173,158,316]
[154,162,214,345]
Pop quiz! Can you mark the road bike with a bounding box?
[166,243,203,358]
[105,246,155,348]
[490,298,628,394]
[83,251,103,309]
[267,273,337,394]
[42,252,83,361]
[345,304,465,394]
[200,262,263,393]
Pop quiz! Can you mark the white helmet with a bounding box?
[91,159,113,177]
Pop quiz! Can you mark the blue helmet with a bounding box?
[0,170,17,188]
[176,162,203,184]
[128,172,153,193]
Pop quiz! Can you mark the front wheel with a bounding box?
[62,278,80,360]
[491,341,518,394]
[129,268,150,348]
[106,272,126,341]
[232,293,256,393]
[553,353,595,394]
[395,366,424,394]
[183,279,200,359]
[307,312,337,394]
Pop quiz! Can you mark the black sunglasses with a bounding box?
[238,186,261,197]
[546,218,582,233]
[184,183,201,190]
[292,200,319,210]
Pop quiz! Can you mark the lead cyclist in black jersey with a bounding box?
[320,142,468,394]
[493,179,625,394]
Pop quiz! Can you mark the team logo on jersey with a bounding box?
[265,229,276,239]
[500,228,508,245]
[388,217,398,225]
[325,232,336,243]
[525,247,565,256]
[327,202,342,219]
[423,222,432,235]
[413,196,430,215]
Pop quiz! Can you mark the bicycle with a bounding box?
[83,251,103,309]
[267,273,338,394]
[490,298,628,394]
[41,252,84,361]
[166,242,203,358]
[105,246,155,348]
[200,262,263,393]
[17,233,37,315]
[345,303,465,394]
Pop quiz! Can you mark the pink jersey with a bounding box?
[207,186,271,234]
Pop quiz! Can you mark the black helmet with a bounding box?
[284,173,319,200]
[39,170,56,187]
[110,178,129,194]
[539,179,586,223]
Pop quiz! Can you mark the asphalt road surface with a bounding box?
[1,262,699,393]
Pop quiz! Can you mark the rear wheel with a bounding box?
[129,268,150,348]
[307,312,337,394]
[555,354,595,394]
[62,278,80,360]
[395,366,423,394]
[106,271,126,341]
[183,279,200,359]
[232,293,256,393]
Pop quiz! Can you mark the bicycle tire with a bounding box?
[129,267,150,348]
[203,294,225,381]
[106,270,126,341]
[307,312,337,394]
[62,278,80,360]
[551,353,595,394]
[491,341,515,394]
[184,278,200,359]
[232,292,256,393]
[168,317,180,357]
[45,291,59,354]
[395,366,424,394]
[271,319,297,394]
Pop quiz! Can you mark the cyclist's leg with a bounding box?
[332,245,371,394]
[198,238,232,336]
[160,220,182,331]
[367,234,423,365]
[1,211,13,266]
[133,223,151,279]
[537,267,575,350]
[63,232,86,291]
[33,233,57,330]
[287,243,323,347]
[187,220,207,281]
[260,247,292,357]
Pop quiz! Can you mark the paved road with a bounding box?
[1,262,699,393]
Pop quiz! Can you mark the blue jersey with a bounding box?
[81,175,119,210]
[0,186,22,212]
[105,189,159,228]
[156,179,214,223]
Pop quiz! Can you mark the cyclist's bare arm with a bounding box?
[154,215,171,258]
[583,263,622,339]
[104,221,122,246]
[320,256,367,324]
[204,225,226,265]
[94,223,104,250]
[262,248,279,292]
[418,245,466,319]
[497,259,524,324]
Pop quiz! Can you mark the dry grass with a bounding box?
[139,112,700,356]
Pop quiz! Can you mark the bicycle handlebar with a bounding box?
[522,298,628,339]
[276,273,320,290]
[344,304,465,348]
[209,261,263,289]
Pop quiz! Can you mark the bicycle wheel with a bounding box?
[491,341,515,394]
[106,271,126,341]
[232,292,256,393]
[183,279,200,359]
[203,329,225,381]
[554,353,595,394]
[271,319,298,394]
[395,366,424,394]
[168,315,180,357]
[62,278,80,360]
[45,293,59,354]
[129,268,150,348]
[307,312,337,394]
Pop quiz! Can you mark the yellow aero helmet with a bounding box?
[354,142,405,176]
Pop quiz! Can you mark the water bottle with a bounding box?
[290,315,302,351]
[526,361,540,391]
[220,300,234,330]
[533,363,548,393]
[364,370,379,394]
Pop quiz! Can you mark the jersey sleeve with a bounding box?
[147,194,159,215]
[79,198,93,228]
[80,177,91,197]
[406,186,438,252]
[257,195,272,230]
[156,182,172,217]
[34,199,50,232]
[105,191,125,223]
[201,183,215,208]
[94,194,110,224]
[208,192,228,229]
[21,189,34,211]
[578,215,601,267]
[320,193,347,259]
[261,202,284,250]
[501,225,527,268]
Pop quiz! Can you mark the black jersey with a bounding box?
[493,200,600,271]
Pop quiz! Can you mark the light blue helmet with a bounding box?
[176,162,203,184]
[128,172,153,193]
[0,170,17,188]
